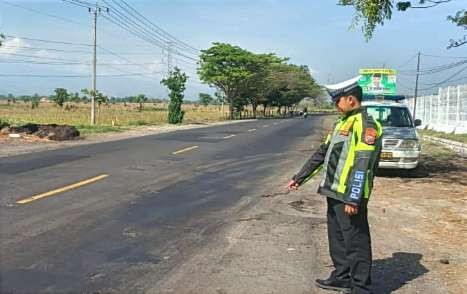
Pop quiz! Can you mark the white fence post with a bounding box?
[422,84,467,134]
[430,95,433,127]
[437,88,441,124]
[422,96,426,124]
[446,86,450,126]
[456,85,460,126]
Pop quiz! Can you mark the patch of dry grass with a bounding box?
[0,101,228,127]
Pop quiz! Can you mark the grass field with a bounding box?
[0,101,230,134]
[0,100,331,134]
[0,101,228,125]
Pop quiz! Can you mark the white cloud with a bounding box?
[147,58,164,73]
[34,49,57,60]
[0,37,30,56]
[0,38,59,62]
[309,68,319,75]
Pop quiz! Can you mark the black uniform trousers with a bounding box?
[326,197,372,294]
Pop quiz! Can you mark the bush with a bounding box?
[31,99,39,109]
[0,119,10,129]
[161,67,187,124]
[128,120,148,126]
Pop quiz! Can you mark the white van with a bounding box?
[362,100,422,169]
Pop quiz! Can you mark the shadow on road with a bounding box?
[372,252,429,294]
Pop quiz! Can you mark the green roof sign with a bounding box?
[358,68,397,95]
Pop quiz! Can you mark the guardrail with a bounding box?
[422,135,467,157]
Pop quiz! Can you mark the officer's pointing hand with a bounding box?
[344,204,358,216]
[286,180,299,190]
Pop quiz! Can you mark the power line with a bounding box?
[0,0,88,26]
[419,65,467,91]
[106,0,170,49]
[61,0,94,9]
[4,34,92,47]
[0,45,91,54]
[101,2,168,49]
[61,0,199,70]
[0,73,161,78]
[397,81,415,91]
[419,75,467,86]
[6,30,165,77]
[420,53,467,59]
[118,0,199,53]
[0,52,86,62]
[99,0,198,61]
[101,63,163,81]
[395,53,418,69]
[0,59,164,67]
[438,75,467,84]
[97,45,161,74]
[101,13,197,66]
[0,59,86,65]
[2,35,165,59]
[399,59,467,75]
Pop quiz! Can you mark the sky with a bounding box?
[0,0,466,99]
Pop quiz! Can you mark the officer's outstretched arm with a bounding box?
[292,134,331,185]
[344,119,380,206]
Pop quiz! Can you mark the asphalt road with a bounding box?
[0,116,327,293]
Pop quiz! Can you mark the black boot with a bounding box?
[315,277,351,293]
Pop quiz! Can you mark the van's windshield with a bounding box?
[365,106,413,128]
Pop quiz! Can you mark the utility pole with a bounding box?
[88,5,108,125]
[91,8,97,125]
[413,52,421,120]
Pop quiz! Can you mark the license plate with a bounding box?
[380,152,393,160]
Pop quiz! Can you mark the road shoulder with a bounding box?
[0,120,255,158]
[151,124,465,293]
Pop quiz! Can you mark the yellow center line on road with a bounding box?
[172,145,199,155]
[16,174,109,205]
[223,134,236,139]
[248,128,257,132]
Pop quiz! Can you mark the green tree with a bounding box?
[198,93,214,106]
[338,0,466,48]
[31,98,39,109]
[133,94,148,111]
[161,67,188,124]
[214,91,225,105]
[30,93,40,109]
[81,88,108,119]
[52,88,69,107]
[239,53,284,118]
[69,92,81,103]
[447,9,466,48]
[198,43,256,119]
[265,64,321,115]
[0,33,4,46]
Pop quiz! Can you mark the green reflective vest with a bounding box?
[293,108,383,206]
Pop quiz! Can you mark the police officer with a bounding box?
[287,77,382,294]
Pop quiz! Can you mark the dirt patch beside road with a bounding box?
[369,141,467,293]
[312,140,467,293]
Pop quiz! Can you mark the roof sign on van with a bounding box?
[358,68,397,96]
